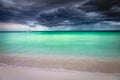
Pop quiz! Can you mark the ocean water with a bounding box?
[0,31,120,58]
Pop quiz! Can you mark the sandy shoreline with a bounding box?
[0,66,120,80]
[0,54,120,80]
[0,54,120,73]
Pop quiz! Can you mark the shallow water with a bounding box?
[0,31,120,58]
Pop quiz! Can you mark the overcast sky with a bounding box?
[0,0,120,31]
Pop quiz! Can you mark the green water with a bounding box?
[0,31,120,58]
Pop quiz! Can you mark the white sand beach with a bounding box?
[0,54,120,80]
[0,54,120,72]
[0,66,120,80]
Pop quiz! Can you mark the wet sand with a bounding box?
[0,54,120,80]
[0,54,120,73]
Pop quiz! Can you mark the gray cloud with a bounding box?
[0,0,120,30]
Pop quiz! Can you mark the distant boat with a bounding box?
[27,29,32,32]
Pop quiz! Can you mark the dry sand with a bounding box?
[0,54,120,80]
[0,54,120,73]
[0,66,120,80]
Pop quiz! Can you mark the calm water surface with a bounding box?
[0,31,120,58]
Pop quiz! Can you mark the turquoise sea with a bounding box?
[0,31,120,58]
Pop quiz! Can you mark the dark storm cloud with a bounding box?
[0,0,85,23]
[0,0,120,30]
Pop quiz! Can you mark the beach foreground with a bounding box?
[0,66,120,80]
[0,54,120,73]
[0,54,120,80]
